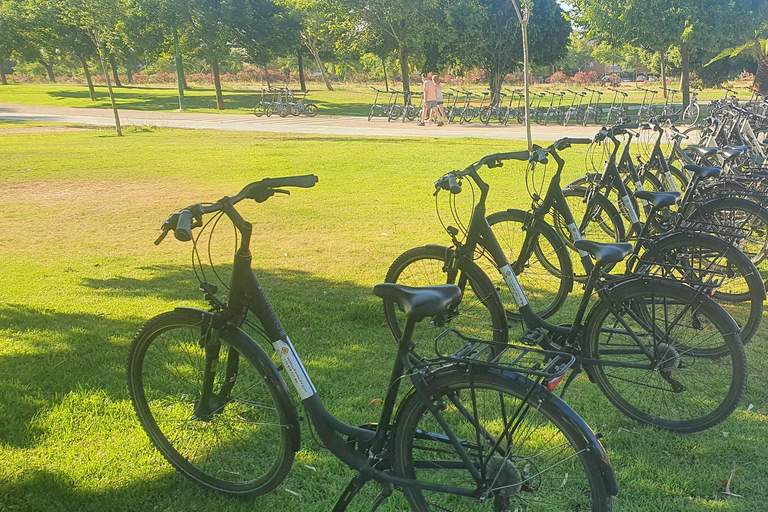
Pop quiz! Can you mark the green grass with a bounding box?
[1,122,767,511]
[0,81,758,119]
[0,83,374,116]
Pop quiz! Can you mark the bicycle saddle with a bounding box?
[574,240,633,266]
[683,164,722,179]
[719,147,748,160]
[633,190,681,208]
[373,283,462,322]
[686,146,719,158]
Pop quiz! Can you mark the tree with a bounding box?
[0,0,23,85]
[281,0,338,90]
[447,0,569,96]
[343,0,438,93]
[706,31,768,94]
[569,0,768,105]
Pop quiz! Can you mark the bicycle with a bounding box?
[368,87,401,121]
[384,147,748,433]
[128,176,617,511]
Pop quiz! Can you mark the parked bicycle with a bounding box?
[385,146,748,433]
[128,176,617,511]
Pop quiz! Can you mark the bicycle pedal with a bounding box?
[519,329,544,346]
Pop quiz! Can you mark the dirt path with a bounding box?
[0,102,601,141]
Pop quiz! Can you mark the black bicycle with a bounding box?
[385,149,748,433]
[127,176,617,511]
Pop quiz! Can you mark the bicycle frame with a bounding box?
[190,190,607,506]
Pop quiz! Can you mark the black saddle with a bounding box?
[373,283,462,322]
[574,240,633,266]
[683,164,722,179]
[634,190,681,208]
[720,147,748,161]
[686,145,719,158]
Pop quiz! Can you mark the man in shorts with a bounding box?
[418,73,436,126]
[432,75,445,126]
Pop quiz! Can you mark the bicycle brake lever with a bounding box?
[273,189,291,196]
[154,227,171,245]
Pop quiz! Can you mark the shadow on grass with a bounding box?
[43,86,373,117]
[1,266,395,449]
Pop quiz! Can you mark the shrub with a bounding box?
[550,70,569,84]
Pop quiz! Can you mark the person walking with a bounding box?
[432,75,446,126]
[418,73,436,126]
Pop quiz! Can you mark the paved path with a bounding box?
[0,102,600,140]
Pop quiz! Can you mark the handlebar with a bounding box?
[593,123,640,142]
[434,152,529,194]
[156,175,319,244]
[528,138,592,164]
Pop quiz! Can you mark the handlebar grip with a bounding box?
[567,138,592,145]
[174,209,193,242]
[447,174,461,194]
[266,174,319,189]
[495,151,530,161]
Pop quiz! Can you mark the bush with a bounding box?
[550,71,569,84]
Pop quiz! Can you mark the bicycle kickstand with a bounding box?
[369,482,394,512]
[332,472,371,512]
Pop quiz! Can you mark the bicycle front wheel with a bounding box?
[486,209,573,320]
[128,309,296,496]
[584,279,747,433]
[383,245,508,346]
[393,369,614,512]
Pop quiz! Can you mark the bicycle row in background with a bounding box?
[367,85,768,128]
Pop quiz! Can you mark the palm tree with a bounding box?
[706,32,768,94]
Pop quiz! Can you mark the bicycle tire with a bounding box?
[278,104,290,117]
[383,245,508,346]
[562,110,571,126]
[388,104,403,121]
[556,187,626,279]
[682,103,700,126]
[253,104,263,117]
[584,278,747,433]
[485,209,573,320]
[686,196,768,267]
[306,104,318,117]
[393,368,614,511]
[128,308,296,497]
[634,232,764,344]
[368,105,376,122]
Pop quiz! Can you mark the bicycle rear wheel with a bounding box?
[128,308,296,496]
[393,369,614,511]
[383,245,508,346]
[584,279,747,433]
[634,232,764,344]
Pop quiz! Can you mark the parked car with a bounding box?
[648,76,659,82]
[636,74,647,82]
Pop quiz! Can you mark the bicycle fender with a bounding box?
[173,307,302,452]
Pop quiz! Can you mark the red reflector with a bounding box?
[546,375,565,391]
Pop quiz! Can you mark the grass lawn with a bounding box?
[1,120,767,511]
[0,81,758,119]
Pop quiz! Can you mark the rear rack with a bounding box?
[633,261,727,289]
[676,218,749,242]
[423,329,575,381]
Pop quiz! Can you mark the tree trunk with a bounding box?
[39,59,55,82]
[297,48,306,92]
[108,53,122,87]
[80,55,97,101]
[398,44,410,94]
[173,27,184,109]
[754,56,768,95]
[125,62,134,84]
[660,51,667,99]
[680,42,690,107]
[382,56,388,92]
[0,56,6,85]
[212,58,224,110]
[306,37,332,91]
[488,69,503,100]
